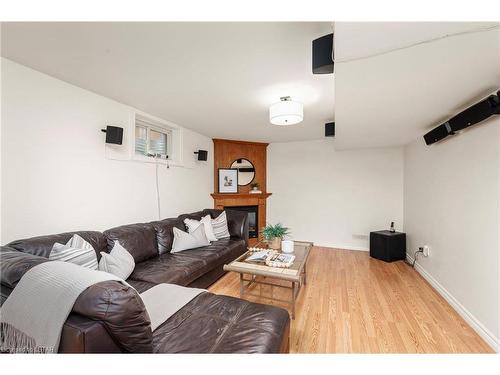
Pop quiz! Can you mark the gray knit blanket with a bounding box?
[139,283,205,331]
[0,261,126,353]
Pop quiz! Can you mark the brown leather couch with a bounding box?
[0,209,290,353]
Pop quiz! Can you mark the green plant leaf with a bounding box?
[260,223,290,240]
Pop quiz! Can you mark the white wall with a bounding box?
[1,59,213,244]
[268,139,404,250]
[404,120,500,350]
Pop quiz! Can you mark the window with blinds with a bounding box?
[135,118,170,158]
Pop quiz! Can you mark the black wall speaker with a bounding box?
[447,94,499,132]
[194,150,208,161]
[424,91,500,145]
[312,33,334,74]
[101,126,123,145]
[325,122,335,137]
[423,122,453,145]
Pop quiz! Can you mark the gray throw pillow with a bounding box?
[49,234,98,270]
[99,241,135,280]
[211,211,230,239]
[171,225,210,253]
[184,214,218,242]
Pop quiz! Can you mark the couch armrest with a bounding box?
[203,209,249,244]
[59,314,122,353]
[226,209,249,244]
[71,281,153,353]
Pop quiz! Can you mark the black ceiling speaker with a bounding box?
[325,122,335,137]
[194,150,208,161]
[101,125,123,145]
[424,91,500,145]
[312,33,334,74]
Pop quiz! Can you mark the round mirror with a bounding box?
[230,158,255,186]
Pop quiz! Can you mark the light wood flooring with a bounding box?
[209,246,493,353]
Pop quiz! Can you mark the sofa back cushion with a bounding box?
[1,246,50,290]
[150,218,185,254]
[176,210,206,224]
[7,231,107,260]
[103,223,158,263]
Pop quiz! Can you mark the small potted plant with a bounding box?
[249,182,261,194]
[261,223,290,250]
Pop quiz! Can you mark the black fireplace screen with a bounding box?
[224,205,259,238]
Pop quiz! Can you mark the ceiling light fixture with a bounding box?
[269,96,304,125]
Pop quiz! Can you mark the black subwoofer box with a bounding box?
[369,231,406,262]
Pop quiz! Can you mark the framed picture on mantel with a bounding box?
[218,168,238,193]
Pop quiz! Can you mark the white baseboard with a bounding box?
[407,254,500,353]
[315,242,368,252]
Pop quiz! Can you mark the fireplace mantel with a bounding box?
[211,192,272,246]
[211,193,272,199]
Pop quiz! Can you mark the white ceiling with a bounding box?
[2,22,499,148]
[0,22,334,143]
[334,22,500,149]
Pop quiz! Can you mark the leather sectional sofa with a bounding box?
[0,209,290,353]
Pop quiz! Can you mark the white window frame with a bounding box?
[135,122,171,158]
[132,112,183,166]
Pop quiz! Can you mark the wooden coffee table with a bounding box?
[223,241,313,319]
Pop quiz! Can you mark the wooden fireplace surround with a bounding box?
[211,138,272,246]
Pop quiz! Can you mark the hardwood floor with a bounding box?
[209,246,494,353]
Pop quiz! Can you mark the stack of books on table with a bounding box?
[246,250,273,263]
[266,253,296,268]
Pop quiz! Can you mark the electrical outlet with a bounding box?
[423,245,430,257]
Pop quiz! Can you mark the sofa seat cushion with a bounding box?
[128,253,206,286]
[128,239,245,287]
[104,223,158,263]
[152,292,290,353]
[174,238,245,270]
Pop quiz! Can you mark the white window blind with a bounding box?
[135,118,170,158]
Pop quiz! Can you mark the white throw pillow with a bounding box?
[98,241,135,280]
[49,234,98,270]
[211,211,230,239]
[184,215,218,242]
[171,225,210,253]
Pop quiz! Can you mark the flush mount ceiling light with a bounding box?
[269,96,304,125]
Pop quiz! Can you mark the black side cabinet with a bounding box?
[369,231,406,262]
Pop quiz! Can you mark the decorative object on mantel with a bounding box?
[249,182,262,194]
[390,221,395,233]
[261,223,290,250]
[218,168,238,193]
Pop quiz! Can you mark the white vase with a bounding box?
[281,240,294,253]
